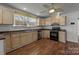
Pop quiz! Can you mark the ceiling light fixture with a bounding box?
[23,8,27,10]
[49,9,55,13]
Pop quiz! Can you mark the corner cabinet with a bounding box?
[2,7,14,24]
[4,33,12,53]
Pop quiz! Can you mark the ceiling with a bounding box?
[6,3,79,17]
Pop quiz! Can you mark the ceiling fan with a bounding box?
[40,3,63,15]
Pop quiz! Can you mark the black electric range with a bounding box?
[50,27,60,41]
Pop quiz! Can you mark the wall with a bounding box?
[61,11,78,43]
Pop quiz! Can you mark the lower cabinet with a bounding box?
[41,30,50,39]
[4,31,38,53]
[4,33,12,53]
[20,32,27,46]
[59,31,66,43]
[20,32,32,46]
[32,31,38,41]
[11,32,21,50]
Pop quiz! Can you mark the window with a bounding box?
[14,13,38,27]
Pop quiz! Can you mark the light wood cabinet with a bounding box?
[21,31,34,46]
[51,16,60,24]
[41,30,50,39]
[51,16,56,24]
[27,32,33,43]
[0,6,3,24]
[21,31,38,46]
[4,33,12,53]
[39,18,46,26]
[3,7,14,24]
[11,32,21,49]
[20,32,27,46]
[32,31,38,41]
[59,16,66,25]
[45,17,51,25]
[50,16,66,25]
[4,31,38,53]
[59,31,66,43]
[20,32,30,46]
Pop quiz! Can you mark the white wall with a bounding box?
[61,11,78,43]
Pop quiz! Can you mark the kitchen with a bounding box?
[0,3,78,55]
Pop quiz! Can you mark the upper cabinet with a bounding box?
[59,16,66,25]
[3,6,14,24]
[45,17,51,25]
[39,18,46,26]
[51,16,66,26]
[39,16,66,26]
[0,5,14,24]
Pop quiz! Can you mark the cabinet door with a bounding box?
[59,31,66,43]
[27,32,33,43]
[59,16,66,25]
[51,16,60,24]
[0,6,2,24]
[51,16,56,24]
[32,31,38,41]
[21,32,29,46]
[45,17,51,25]
[42,30,50,39]
[3,7,13,24]
[39,18,45,26]
[11,32,21,49]
[4,33,12,53]
[39,19,42,26]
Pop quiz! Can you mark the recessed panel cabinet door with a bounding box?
[3,7,13,24]
[0,6,2,24]
[11,32,21,49]
[43,30,50,39]
[59,16,66,25]
[39,18,46,26]
[45,17,51,25]
[21,32,29,46]
[27,32,33,44]
[4,33,12,53]
[59,31,66,43]
[32,31,38,41]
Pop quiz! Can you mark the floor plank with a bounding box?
[7,39,79,55]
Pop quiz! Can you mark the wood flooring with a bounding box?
[7,39,79,55]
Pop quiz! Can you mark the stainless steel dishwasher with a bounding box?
[0,33,5,55]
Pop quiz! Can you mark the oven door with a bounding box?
[50,31,58,41]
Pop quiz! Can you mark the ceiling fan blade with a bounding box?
[40,9,48,13]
